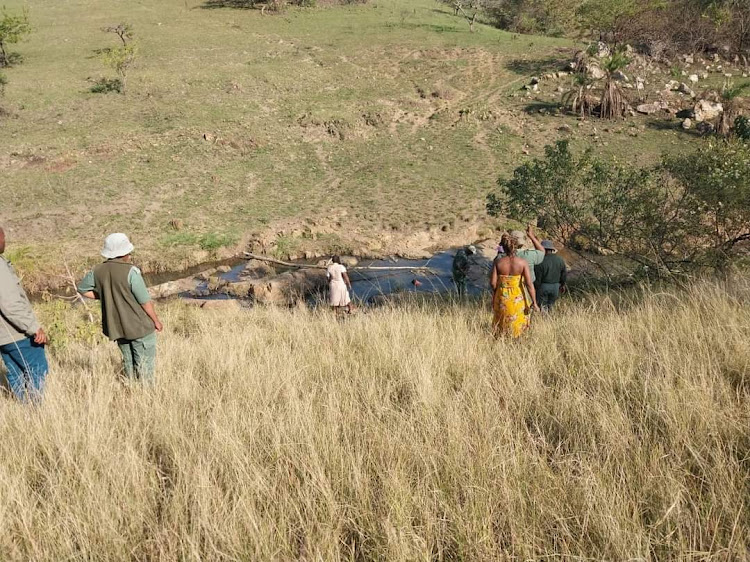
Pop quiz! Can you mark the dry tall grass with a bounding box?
[0,280,748,561]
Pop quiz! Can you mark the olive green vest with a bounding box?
[93,260,154,341]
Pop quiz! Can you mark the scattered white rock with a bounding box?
[682,118,692,130]
[689,74,699,84]
[678,82,696,97]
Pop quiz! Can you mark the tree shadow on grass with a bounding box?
[386,22,462,33]
[506,56,568,77]
[645,118,703,137]
[200,0,256,9]
[524,101,560,114]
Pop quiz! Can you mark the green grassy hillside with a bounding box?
[1,0,701,286]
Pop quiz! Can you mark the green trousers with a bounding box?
[116,331,157,382]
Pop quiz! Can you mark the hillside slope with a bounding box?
[1,0,705,287]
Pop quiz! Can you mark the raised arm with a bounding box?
[526,225,544,252]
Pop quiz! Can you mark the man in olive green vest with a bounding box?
[78,233,163,382]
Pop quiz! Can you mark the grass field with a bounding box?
[0,280,748,560]
[0,0,706,288]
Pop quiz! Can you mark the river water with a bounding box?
[183,249,491,304]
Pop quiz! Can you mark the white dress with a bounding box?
[327,263,351,307]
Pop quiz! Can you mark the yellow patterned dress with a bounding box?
[492,275,530,338]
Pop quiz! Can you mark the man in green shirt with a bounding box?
[509,226,545,284]
[78,233,163,382]
[534,240,567,312]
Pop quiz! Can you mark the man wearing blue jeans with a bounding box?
[0,227,49,402]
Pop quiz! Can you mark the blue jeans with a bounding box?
[0,337,49,402]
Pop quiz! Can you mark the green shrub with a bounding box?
[89,77,123,94]
[735,115,750,141]
[0,7,31,68]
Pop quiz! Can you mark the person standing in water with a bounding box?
[490,233,539,338]
[327,255,354,314]
[452,245,476,297]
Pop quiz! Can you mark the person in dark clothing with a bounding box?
[534,240,567,312]
[452,245,476,297]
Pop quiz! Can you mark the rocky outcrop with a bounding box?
[693,100,723,122]
[218,269,328,305]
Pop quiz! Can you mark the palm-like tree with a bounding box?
[561,71,595,119]
[599,51,630,120]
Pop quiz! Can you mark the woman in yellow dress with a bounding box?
[490,233,540,337]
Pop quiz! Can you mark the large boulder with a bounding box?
[220,268,328,304]
[241,259,275,279]
[636,101,670,115]
[693,100,723,122]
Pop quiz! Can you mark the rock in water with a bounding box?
[241,259,275,279]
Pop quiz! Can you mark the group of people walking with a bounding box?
[452,226,568,338]
[1,224,566,402]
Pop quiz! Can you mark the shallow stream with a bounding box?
[183,249,491,305]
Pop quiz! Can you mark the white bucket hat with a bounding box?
[101,233,134,259]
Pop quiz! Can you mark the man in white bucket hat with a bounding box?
[77,233,163,382]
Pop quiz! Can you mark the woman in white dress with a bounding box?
[326,256,354,314]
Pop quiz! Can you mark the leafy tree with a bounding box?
[575,0,642,41]
[0,7,30,67]
[96,23,138,94]
[488,139,749,275]
[663,140,750,266]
